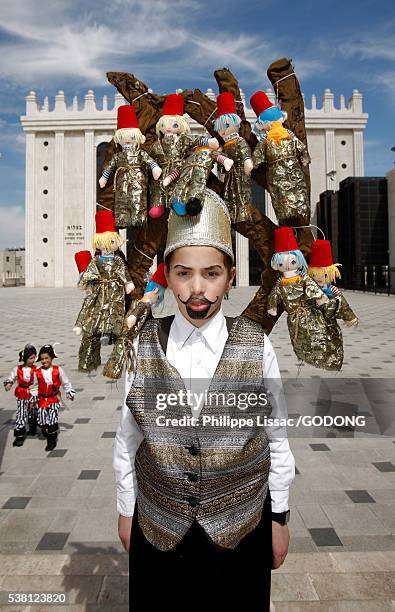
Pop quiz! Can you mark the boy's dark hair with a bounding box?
[165,249,234,274]
[37,344,58,360]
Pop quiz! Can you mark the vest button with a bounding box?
[186,472,198,483]
[187,445,199,456]
[188,496,200,507]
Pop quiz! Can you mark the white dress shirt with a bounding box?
[113,307,295,517]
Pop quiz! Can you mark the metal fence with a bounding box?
[339,266,395,295]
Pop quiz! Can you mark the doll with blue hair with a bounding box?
[213,92,253,224]
[251,91,311,226]
[268,228,344,370]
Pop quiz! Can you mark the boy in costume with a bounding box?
[35,345,75,451]
[113,190,295,611]
[4,344,38,447]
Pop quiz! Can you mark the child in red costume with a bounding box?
[35,345,75,451]
[4,344,38,447]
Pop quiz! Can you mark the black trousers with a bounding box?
[129,490,272,612]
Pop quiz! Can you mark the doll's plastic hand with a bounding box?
[244,159,253,175]
[125,281,135,295]
[152,166,162,181]
[316,294,329,306]
[223,158,234,172]
[162,175,173,188]
[208,137,219,150]
[99,177,107,189]
[268,308,277,317]
[345,317,358,327]
[4,383,12,392]
[73,326,82,336]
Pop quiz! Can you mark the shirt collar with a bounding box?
[171,307,227,353]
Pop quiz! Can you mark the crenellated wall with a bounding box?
[20,87,368,287]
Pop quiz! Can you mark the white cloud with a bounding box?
[338,38,395,62]
[0,206,25,249]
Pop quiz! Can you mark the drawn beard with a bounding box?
[178,295,219,320]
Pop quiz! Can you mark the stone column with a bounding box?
[25,132,36,287]
[353,130,364,176]
[54,131,64,287]
[84,130,95,250]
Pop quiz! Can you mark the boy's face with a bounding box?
[26,354,36,367]
[40,353,52,369]
[165,246,235,327]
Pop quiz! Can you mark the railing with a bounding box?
[338,265,394,295]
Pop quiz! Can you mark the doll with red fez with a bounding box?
[4,344,38,447]
[103,263,168,379]
[213,92,253,224]
[99,105,162,228]
[250,91,311,225]
[268,228,344,370]
[74,211,135,372]
[148,94,220,218]
[308,240,358,326]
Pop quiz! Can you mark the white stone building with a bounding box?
[20,88,368,287]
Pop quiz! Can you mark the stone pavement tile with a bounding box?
[64,542,125,554]
[296,504,333,529]
[68,509,119,543]
[78,470,100,480]
[288,537,317,553]
[337,466,391,489]
[0,475,39,496]
[321,503,390,536]
[28,496,114,511]
[0,575,103,605]
[90,481,116,498]
[309,571,395,601]
[66,481,99,497]
[373,461,395,472]
[2,496,31,509]
[97,575,128,605]
[339,535,395,551]
[310,443,331,451]
[0,607,86,612]
[309,528,343,547]
[0,509,57,543]
[276,552,338,574]
[39,462,82,479]
[364,503,395,530]
[331,551,395,572]
[328,449,386,466]
[271,572,319,601]
[48,449,68,458]
[273,601,394,611]
[0,457,47,475]
[288,507,310,537]
[368,488,395,502]
[48,509,81,533]
[26,475,76,497]
[36,532,70,551]
[345,490,376,503]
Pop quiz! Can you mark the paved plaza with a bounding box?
[0,286,394,610]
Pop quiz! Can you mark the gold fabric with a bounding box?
[103,147,157,227]
[164,188,234,262]
[222,136,253,223]
[171,147,222,205]
[148,134,203,210]
[76,256,131,338]
[252,133,311,225]
[268,276,343,370]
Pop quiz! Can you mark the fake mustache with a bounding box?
[178,295,219,307]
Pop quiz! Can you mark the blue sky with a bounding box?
[0,0,394,248]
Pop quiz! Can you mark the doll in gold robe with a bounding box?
[267,228,344,371]
[213,92,253,224]
[148,94,219,218]
[250,91,311,226]
[99,105,162,228]
[308,240,358,326]
[74,211,135,372]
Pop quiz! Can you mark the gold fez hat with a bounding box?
[164,189,234,263]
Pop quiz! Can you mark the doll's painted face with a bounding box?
[163,118,181,135]
[309,269,329,287]
[165,246,235,327]
[273,252,300,275]
[216,121,239,139]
